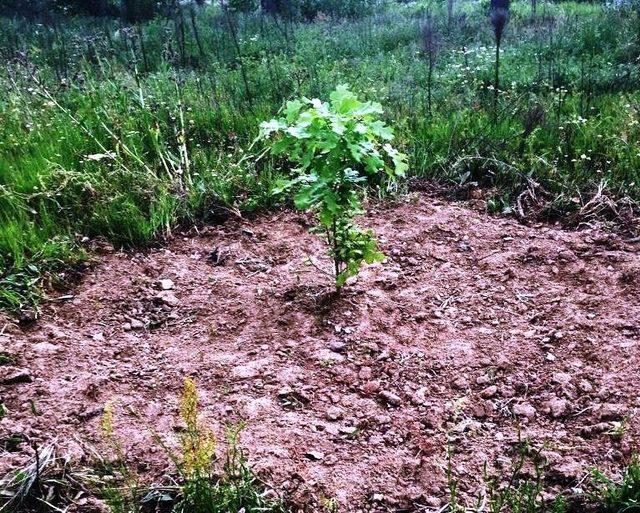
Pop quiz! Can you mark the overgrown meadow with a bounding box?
[1,0,640,310]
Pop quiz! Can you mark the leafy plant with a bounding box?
[259,85,408,290]
[98,379,286,513]
[590,455,640,513]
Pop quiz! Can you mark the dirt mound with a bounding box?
[1,193,639,510]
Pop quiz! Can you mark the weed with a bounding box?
[0,352,15,365]
[590,456,640,513]
[100,379,287,513]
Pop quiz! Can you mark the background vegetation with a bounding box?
[1,0,639,310]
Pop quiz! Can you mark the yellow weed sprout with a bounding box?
[101,401,115,441]
[180,378,216,477]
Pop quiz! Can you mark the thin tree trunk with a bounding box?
[222,3,253,106]
[493,41,500,124]
[427,62,433,117]
[189,6,206,67]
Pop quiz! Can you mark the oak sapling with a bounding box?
[259,85,408,290]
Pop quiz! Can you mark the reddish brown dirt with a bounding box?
[1,193,639,511]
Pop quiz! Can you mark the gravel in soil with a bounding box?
[1,193,639,510]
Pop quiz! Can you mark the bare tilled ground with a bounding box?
[1,193,639,511]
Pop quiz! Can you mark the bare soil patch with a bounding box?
[1,193,639,511]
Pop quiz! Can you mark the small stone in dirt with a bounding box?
[361,380,381,396]
[552,459,584,482]
[546,352,557,362]
[414,311,428,322]
[578,379,594,393]
[304,451,324,461]
[552,372,572,385]
[476,375,490,386]
[423,411,440,429]
[410,387,428,405]
[47,328,67,340]
[77,406,104,422]
[377,349,391,361]
[92,332,105,342]
[18,308,37,325]
[325,406,343,421]
[453,377,469,390]
[329,341,346,353]
[371,414,392,427]
[32,342,59,354]
[158,279,174,290]
[1,369,33,385]
[358,367,373,380]
[580,422,611,438]
[130,319,145,330]
[423,497,442,508]
[122,322,132,331]
[513,402,536,419]
[547,397,569,418]
[598,403,625,421]
[480,385,498,398]
[278,386,294,397]
[156,291,179,307]
[323,454,339,466]
[379,390,402,406]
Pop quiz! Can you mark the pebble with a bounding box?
[159,279,174,290]
[578,379,594,393]
[358,367,373,380]
[379,390,402,406]
[329,341,346,353]
[130,319,145,330]
[580,422,611,438]
[547,397,569,418]
[476,375,491,385]
[453,377,469,390]
[325,406,343,421]
[552,460,584,481]
[410,387,428,405]
[513,402,536,419]
[32,342,59,353]
[480,385,498,398]
[77,406,104,421]
[305,451,324,461]
[414,311,428,322]
[598,403,625,421]
[156,291,179,307]
[1,369,33,385]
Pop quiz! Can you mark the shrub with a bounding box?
[228,0,259,13]
[261,0,378,20]
[259,85,407,290]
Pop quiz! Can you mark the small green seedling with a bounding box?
[259,85,407,290]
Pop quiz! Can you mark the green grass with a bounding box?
[0,0,639,309]
[591,456,640,513]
